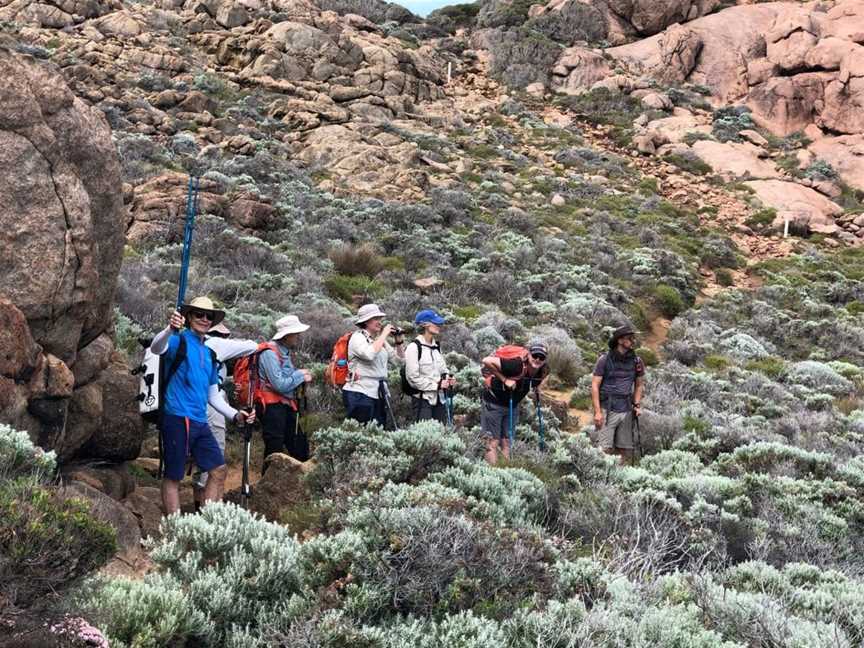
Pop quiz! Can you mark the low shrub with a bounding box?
[654,284,686,318]
[0,424,114,612]
[328,242,385,278]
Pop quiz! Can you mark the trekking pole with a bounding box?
[445,387,454,428]
[380,382,399,430]
[240,357,255,510]
[633,408,642,464]
[175,175,199,311]
[535,387,545,452]
[240,424,252,509]
[508,393,515,453]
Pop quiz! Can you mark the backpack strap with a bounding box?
[164,334,187,391]
[414,339,424,362]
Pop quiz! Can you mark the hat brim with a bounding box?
[181,304,225,326]
[419,316,446,326]
[272,324,310,340]
[355,311,386,324]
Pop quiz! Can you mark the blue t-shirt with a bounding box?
[164,331,219,423]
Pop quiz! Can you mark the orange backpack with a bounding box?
[233,342,281,408]
[324,332,353,388]
[482,345,530,389]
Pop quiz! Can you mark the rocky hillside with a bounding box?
[5,0,864,643]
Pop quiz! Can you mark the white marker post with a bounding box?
[784,217,790,238]
[447,61,452,84]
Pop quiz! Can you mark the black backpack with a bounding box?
[400,340,436,398]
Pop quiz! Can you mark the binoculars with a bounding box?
[387,325,406,336]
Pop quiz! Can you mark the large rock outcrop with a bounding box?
[605,1,864,138]
[0,46,141,462]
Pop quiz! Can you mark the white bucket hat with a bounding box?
[355,303,386,325]
[272,314,310,340]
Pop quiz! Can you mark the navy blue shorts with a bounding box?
[161,414,224,481]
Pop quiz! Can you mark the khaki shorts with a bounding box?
[599,410,634,450]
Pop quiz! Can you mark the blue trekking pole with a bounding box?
[535,387,545,451]
[176,175,199,310]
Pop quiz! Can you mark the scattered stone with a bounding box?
[551,193,566,206]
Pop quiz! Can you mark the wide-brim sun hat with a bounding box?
[272,314,310,340]
[180,296,225,326]
[208,322,231,337]
[608,325,636,349]
[414,309,446,326]
[355,303,386,325]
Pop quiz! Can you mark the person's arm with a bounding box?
[633,376,645,415]
[150,327,174,355]
[151,310,185,354]
[206,338,258,362]
[350,331,378,362]
[208,384,239,421]
[367,325,394,355]
[259,349,305,396]
[406,343,439,392]
[592,355,606,430]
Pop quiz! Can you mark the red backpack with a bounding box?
[325,332,353,388]
[233,342,281,408]
[482,345,530,389]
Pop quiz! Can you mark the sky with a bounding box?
[398,0,456,16]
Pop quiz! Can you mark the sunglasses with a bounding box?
[531,354,547,361]
[189,310,215,321]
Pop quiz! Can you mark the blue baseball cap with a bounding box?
[414,309,446,326]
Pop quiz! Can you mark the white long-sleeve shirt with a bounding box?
[404,336,448,405]
[205,336,258,429]
[343,329,399,400]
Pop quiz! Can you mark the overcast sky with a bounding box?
[398,0,455,16]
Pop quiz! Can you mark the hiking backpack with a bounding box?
[481,345,530,390]
[134,335,217,425]
[400,340,432,398]
[232,342,281,409]
[325,332,353,388]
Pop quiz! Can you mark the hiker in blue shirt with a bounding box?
[256,315,314,468]
[150,296,255,515]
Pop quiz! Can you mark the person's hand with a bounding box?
[235,409,255,425]
[169,309,184,331]
[633,404,642,417]
[594,411,604,430]
[503,378,517,390]
[301,369,313,383]
[446,377,457,388]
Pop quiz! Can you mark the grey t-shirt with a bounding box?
[594,351,645,412]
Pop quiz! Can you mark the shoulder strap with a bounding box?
[164,334,187,389]
[414,339,423,361]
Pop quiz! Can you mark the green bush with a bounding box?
[324,273,384,304]
[663,153,711,176]
[715,268,734,287]
[0,424,114,612]
[636,347,659,367]
[745,208,777,232]
[653,284,686,318]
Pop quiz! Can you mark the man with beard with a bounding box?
[591,325,645,465]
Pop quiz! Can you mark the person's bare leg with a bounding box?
[202,464,227,504]
[500,438,511,462]
[161,479,181,516]
[484,438,498,465]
